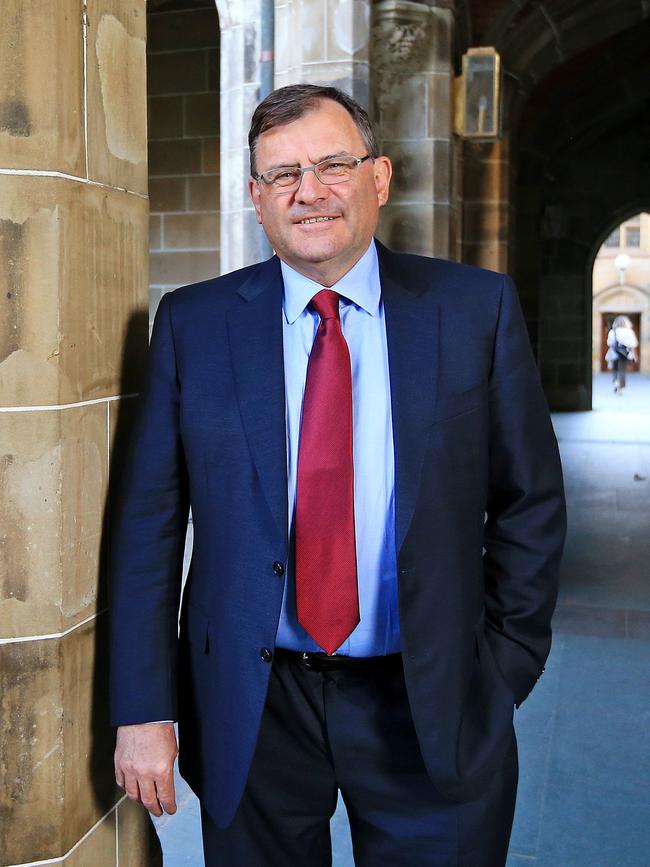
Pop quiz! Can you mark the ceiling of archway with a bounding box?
[517,18,650,167]
[466,0,649,91]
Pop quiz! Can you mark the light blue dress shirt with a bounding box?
[276,240,400,656]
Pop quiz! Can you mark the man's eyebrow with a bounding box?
[260,152,354,172]
[260,161,300,173]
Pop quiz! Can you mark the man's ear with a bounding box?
[374,156,392,208]
[249,177,263,224]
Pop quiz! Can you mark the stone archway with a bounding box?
[457,1,650,408]
[591,210,650,376]
[510,9,650,409]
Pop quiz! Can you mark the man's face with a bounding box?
[249,99,392,285]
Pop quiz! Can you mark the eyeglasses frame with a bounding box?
[253,154,374,190]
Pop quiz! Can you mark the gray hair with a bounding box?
[248,84,379,177]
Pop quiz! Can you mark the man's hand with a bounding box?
[114,722,178,817]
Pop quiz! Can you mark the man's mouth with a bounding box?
[296,216,339,225]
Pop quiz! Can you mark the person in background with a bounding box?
[607,315,638,393]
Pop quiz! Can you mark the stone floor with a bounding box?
[154,372,650,866]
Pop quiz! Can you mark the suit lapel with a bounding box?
[377,242,440,556]
[227,256,288,545]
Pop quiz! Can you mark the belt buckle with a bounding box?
[300,652,314,670]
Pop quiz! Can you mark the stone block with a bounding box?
[463,158,510,202]
[202,136,221,174]
[147,49,207,96]
[243,82,262,136]
[0,175,148,407]
[149,177,187,212]
[149,250,219,286]
[463,201,509,244]
[372,0,436,77]
[0,637,62,863]
[188,174,220,212]
[378,203,434,257]
[432,202,451,259]
[220,86,246,154]
[376,75,428,141]
[148,8,220,53]
[86,0,148,194]
[117,797,164,867]
[385,139,450,206]
[0,0,84,175]
[64,812,116,867]
[274,2,293,76]
[207,47,220,91]
[62,617,117,854]
[108,395,139,476]
[0,619,116,863]
[432,138,452,205]
[292,60,369,107]
[164,213,220,250]
[243,22,260,84]
[0,403,108,639]
[464,241,509,272]
[185,92,220,138]
[429,6,452,72]
[150,215,162,250]
[148,95,184,140]
[463,155,509,203]
[327,0,370,62]
[428,70,452,140]
[386,139,434,203]
[220,27,245,92]
[149,138,203,176]
[299,0,327,64]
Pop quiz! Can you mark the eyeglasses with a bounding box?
[253,154,373,190]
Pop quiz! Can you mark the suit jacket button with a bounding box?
[260,647,273,663]
[272,561,284,576]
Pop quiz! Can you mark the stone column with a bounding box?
[372,0,455,258]
[0,2,159,864]
[274,0,371,107]
[217,0,269,272]
[462,135,513,271]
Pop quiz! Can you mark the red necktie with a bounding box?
[295,290,359,655]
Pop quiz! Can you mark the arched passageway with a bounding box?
[512,16,650,410]
[592,212,650,381]
[459,0,650,411]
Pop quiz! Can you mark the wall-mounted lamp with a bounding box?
[614,252,630,285]
[454,47,502,140]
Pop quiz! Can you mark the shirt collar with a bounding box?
[281,240,380,325]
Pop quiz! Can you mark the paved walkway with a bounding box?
[155,373,650,866]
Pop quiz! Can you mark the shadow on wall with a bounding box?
[91,310,164,864]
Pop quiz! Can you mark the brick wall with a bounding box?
[147,1,220,323]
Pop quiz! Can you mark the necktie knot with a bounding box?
[310,289,340,321]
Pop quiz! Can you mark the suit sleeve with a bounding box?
[483,275,566,706]
[109,292,190,726]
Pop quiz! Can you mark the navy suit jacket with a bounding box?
[110,241,566,828]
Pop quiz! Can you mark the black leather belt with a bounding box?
[274,647,401,672]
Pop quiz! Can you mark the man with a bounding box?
[111,84,566,866]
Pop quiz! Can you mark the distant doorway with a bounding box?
[599,312,641,372]
[592,212,650,382]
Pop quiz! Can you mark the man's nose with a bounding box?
[294,168,329,204]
